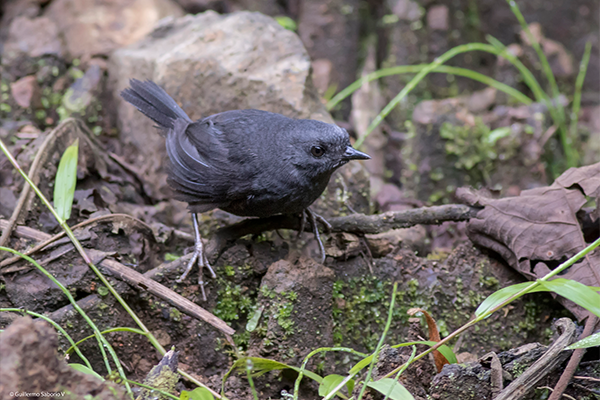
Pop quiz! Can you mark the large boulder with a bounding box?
[108,11,343,201]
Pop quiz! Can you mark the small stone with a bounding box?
[151,329,172,347]
[391,0,423,22]
[427,5,449,31]
[365,226,427,257]
[10,75,40,108]
[467,87,497,113]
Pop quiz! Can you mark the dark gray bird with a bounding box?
[121,79,369,299]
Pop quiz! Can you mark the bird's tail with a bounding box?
[120,79,191,129]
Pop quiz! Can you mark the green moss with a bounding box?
[223,265,236,277]
[169,308,182,322]
[275,300,295,335]
[332,276,397,350]
[213,275,259,349]
[439,118,525,184]
[214,281,253,322]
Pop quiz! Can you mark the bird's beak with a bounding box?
[343,146,370,161]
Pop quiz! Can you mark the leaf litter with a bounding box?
[457,162,600,320]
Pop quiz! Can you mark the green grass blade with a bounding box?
[326,65,532,111]
[485,35,554,109]
[356,283,399,400]
[53,138,79,222]
[476,279,600,318]
[0,246,114,374]
[505,0,566,125]
[367,379,415,400]
[476,282,538,317]
[70,363,105,381]
[293,347,366,400]
[319,375,354,397]
[538,278,600,318]
[232,356,323,383]
[349,340,456,375]
[354,42,542,149]
[568,41,592,163]
[66,327,147,356]
[566,331,600,350]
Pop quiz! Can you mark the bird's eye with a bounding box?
[311,146,325,157]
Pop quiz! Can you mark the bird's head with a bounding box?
[286,119,370,178]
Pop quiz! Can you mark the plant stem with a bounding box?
[356,283,398,400]
[294,347,364,400]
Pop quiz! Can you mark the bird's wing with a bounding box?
[167,110,295,209]
[165,118,232,205]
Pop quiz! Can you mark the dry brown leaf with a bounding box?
[457,163,600,320]
[407,307,448,373]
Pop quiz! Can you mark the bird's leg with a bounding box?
[176,213,216,301]
[312,210,332,233]
[297,211,307,239]
[304,208,331,264]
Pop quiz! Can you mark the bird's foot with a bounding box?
[304,208,331,264]
[176,213,216,301]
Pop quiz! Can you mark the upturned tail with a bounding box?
[120,79,192,129]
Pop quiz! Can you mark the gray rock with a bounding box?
[109,11,338,200]
[248,257,335,364]
[44,0,184,60]
[2,16,65,65]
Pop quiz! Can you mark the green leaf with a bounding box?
[486,126,512,145]
[246,306,264,332]
[476,282,538,317]
[477,280,600,318]
[53,138,79,222]
[349,341,457,375]
[367,379,415,400]
[538,278,600,318]
[319,374,354,397]
[275,16,297,31]
[566,331,600,350]
[69,363,104,381]
[233,357,323,383]
[181,387,215,400]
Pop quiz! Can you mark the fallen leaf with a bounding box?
[457,162,600,320]
[407,308,448,372]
